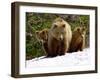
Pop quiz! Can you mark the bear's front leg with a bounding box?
[58,40,67,56]
[48,38,58,57]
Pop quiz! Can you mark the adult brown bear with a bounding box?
[48,18,72,57]
[68,27,86,53]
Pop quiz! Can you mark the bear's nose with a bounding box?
[59,35,63,41]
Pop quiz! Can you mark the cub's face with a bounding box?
[51,18,66,41]
[36,29,48,42]
[76,27,86,34]
[75,27,86,38]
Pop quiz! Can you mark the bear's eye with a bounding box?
[53,24,57,29]
[62,24,65,28]
[35,31,40,35]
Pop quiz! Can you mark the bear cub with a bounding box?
[35,29,49,55]
[68,27,86,53]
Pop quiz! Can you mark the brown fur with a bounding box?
[48,18,72,57]
[36,29,48,42]
[35,29,49,55]
[68,27,86,53]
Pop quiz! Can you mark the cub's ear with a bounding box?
[42,31,45,34]
[76,27,81,32]
[45,29,48,33]
[35,31,39,35]
[82,27,86,31]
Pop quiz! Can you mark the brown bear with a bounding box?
[68,27,86,53]
[48,18,72,57]
[35,28,49,55]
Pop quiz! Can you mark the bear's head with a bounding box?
[50,18,68,41]
[35,29,48,42]
[74,27,86,38]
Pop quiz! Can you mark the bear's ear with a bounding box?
[42,31,45,34]
[53,24,57,29]
[35,31,39,35]
[45,29,48,33]
[77,27,80,32]
[62,24,65,28]
[82,27,86,31]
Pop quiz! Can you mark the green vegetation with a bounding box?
[26,12,89,60]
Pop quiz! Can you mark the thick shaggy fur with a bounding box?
[35,29,48,54]
[48,18,72,57]
[68,27,86,53]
